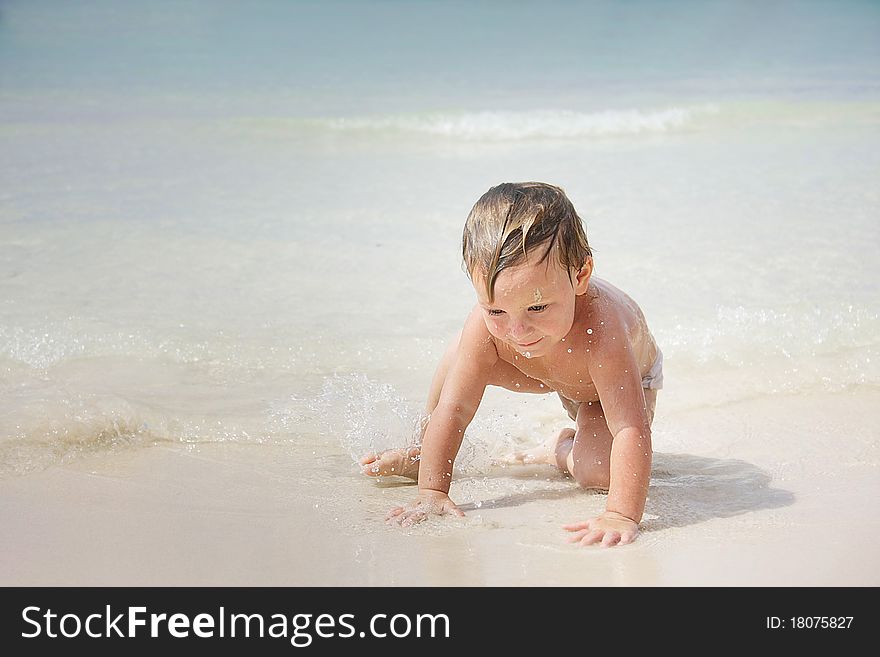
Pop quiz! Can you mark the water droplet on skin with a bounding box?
[586,328,593,334]
[525,351,531,358]
[515,383,521,388]
[539,383,545,388]
[567,348,572,353]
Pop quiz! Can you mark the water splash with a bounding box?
[277,372,515,474]
[295,373,424,462]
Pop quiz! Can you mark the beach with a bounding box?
[1,1,878,589]
[2,388,877,587]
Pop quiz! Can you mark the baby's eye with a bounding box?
[487,309,505,316]
[528,304,548,312]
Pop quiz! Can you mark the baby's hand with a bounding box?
[386,489,464,527]
[563,511,639,547]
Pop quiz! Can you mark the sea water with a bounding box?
[1,0,878,477]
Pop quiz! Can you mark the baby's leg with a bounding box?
[361,330,548,477]
[560,389,658,489]
[498,392,577,467]
[497,428,575,466]
[359,446,421,479]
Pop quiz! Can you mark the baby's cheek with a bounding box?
[484,319,505,339]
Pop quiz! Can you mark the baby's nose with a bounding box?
[509,322,533,340]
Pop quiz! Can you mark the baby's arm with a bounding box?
[386,308,498,526]
[567,312,652,545]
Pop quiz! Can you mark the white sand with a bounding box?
[1,391,877,587]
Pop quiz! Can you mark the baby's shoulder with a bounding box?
[578,281,640,342]
[459,305,501,352]
[581,278,628,320]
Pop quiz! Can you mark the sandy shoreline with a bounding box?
[1,391,877,587]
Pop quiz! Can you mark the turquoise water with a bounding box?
[2,0,878,113]
[1,1,878,476]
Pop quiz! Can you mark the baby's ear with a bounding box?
[574,257,593,294]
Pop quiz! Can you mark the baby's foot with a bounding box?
[359,446,421,479]
[497,428,575,466]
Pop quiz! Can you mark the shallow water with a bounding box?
[1,1,878,477]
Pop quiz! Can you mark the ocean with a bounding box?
[2,0,878,478]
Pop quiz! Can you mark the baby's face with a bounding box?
[474,252,585,358]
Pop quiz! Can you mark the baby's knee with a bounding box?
[569,456,610,491]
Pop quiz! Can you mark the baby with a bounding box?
[361,182,662,547]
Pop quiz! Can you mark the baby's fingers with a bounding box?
[614,527,638,546]
[385,506,405,522]
[576,530,605,546]
[563,520,592,532]
[565,528,591,543]
[397,509,427,527]
[385,505,428,527]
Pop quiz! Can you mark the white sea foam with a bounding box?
[0,391,157,478]
[317,106,718,141]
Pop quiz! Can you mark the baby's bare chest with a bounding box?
[499,338,601,402]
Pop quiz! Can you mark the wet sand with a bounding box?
[0,391,877,587]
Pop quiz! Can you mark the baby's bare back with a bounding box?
[493,278,658,403]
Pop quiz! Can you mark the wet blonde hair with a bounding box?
[462,182,592,302]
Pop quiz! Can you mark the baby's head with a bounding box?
[462,182,593,355]
[462,182,592,303]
